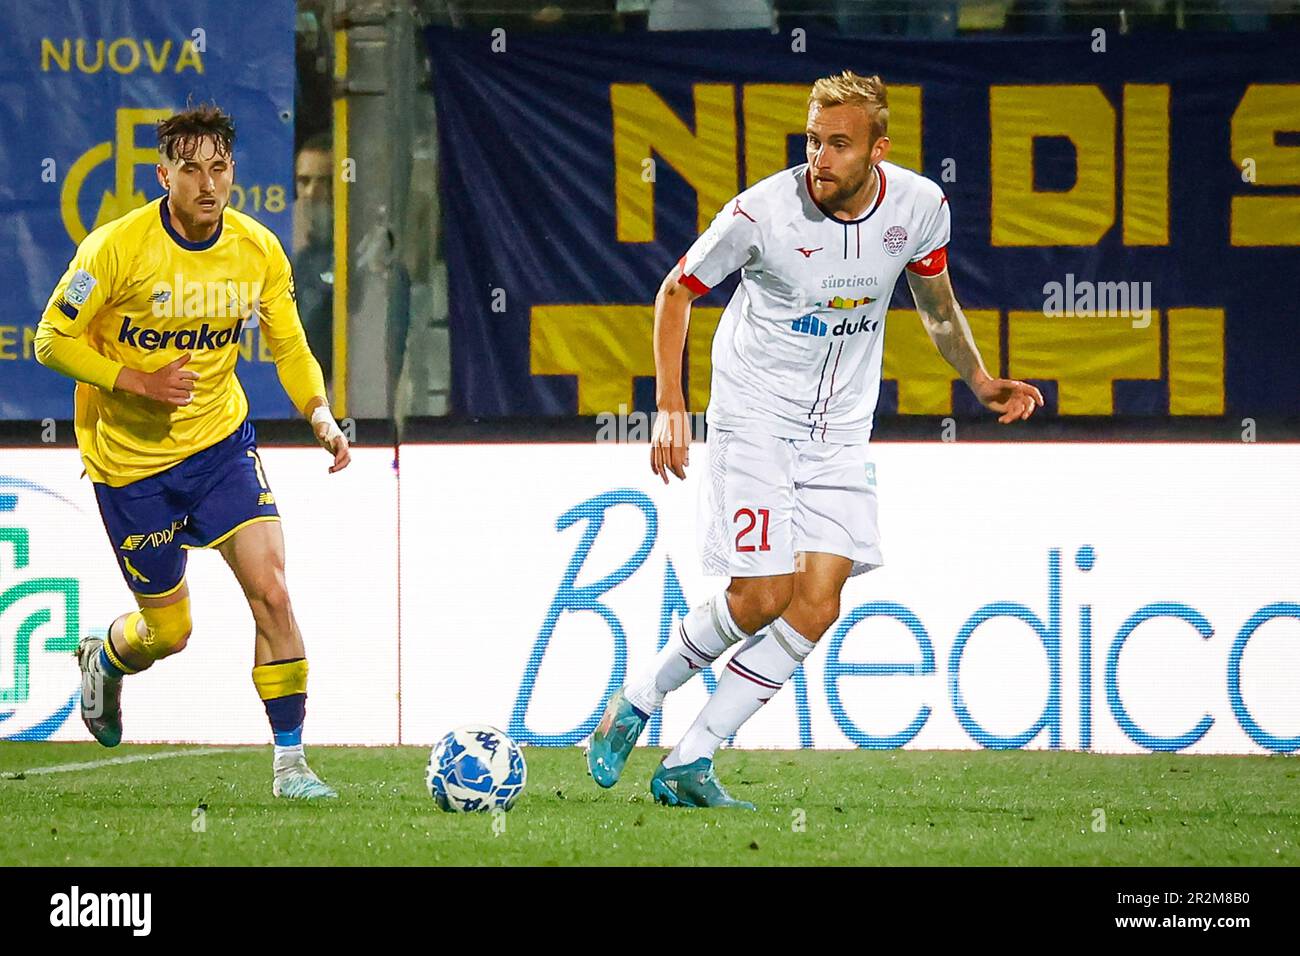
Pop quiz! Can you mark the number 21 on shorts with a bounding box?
[734,507,771,552]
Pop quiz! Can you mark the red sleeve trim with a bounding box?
[676,254,711,295]
[906,245,948,277]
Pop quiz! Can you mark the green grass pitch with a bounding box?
[1,743,1296,866]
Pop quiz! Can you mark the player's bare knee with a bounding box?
[727,579,793,633]
[249,578,293,632]
[794,597,841,642]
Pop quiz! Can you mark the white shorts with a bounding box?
[698,428,884,578]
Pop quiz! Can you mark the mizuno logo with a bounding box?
[796,246,823,258]
[732,199,756,222]
[118,316,244,351]
[791,314,828,337]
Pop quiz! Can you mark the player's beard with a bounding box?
[824,162,875,210]
[181,195,226,233]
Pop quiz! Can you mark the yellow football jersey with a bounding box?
[38,198,326,487]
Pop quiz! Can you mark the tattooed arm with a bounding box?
[906,267,1044,424]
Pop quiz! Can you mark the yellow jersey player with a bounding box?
[35,104,349,800]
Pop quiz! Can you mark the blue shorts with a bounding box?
[93,420,280,598]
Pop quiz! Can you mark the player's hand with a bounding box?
[650,400,691,484]
[311,406,352,473]
[133,353,199,406]
[973,375,1045,424]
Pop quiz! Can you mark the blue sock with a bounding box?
[97,646,125,680]
[263,694,306,747]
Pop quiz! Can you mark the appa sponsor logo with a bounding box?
[49,886,152,937]
[120,519,187,552]
[0,477,85,741]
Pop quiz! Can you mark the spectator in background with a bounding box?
[292,134,334,390]
[292,133,332,254]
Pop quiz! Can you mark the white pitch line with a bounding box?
[0,747,247,779]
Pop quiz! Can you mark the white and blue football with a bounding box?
[426,725,527,812]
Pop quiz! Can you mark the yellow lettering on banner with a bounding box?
[686,307,725,411]
[41,38,70,72]
[175,39,204,74]
[115,108,168,206]
[743,85,809,187]
[75,39,104,73]
[239,330,254,362]
[990,85,1115,246]
[144,40,172,73]
[42,36,204,74]
[258,330,274,362]
[23,326,36,360]
[1007,309,1158,414]
[531,305,656,413]
[1122,85,1170,246]
[883,309,1000,414]
[0,326,17,360]
[882,85,922,173]
[612,84,737,241]
[108,38,141,74]
[1231,84,1300,246]
[1167,308,1225,415]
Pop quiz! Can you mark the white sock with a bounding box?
[625,592,750,716]
[273,744,306,773]
[666,617,816,768]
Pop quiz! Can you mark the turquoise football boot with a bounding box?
[273,759,338,800]
[75,632,123,748]
[586,687,647,788]
[650,758,756,810]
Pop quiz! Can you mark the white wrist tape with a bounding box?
[311,406,343,443]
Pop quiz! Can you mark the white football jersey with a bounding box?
[680,160,950,443]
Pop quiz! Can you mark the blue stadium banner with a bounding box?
[425,28,1299,420]
[0,0,297,419]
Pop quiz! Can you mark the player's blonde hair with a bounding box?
[809,71,889,143]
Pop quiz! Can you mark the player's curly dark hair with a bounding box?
[156,103,236,162]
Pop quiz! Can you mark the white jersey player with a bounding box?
[587,71,1043,808]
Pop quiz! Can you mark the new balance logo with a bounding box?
[796,246,823,258]
[791,314,828,337]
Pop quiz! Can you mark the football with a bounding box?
[425,725,527,812]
